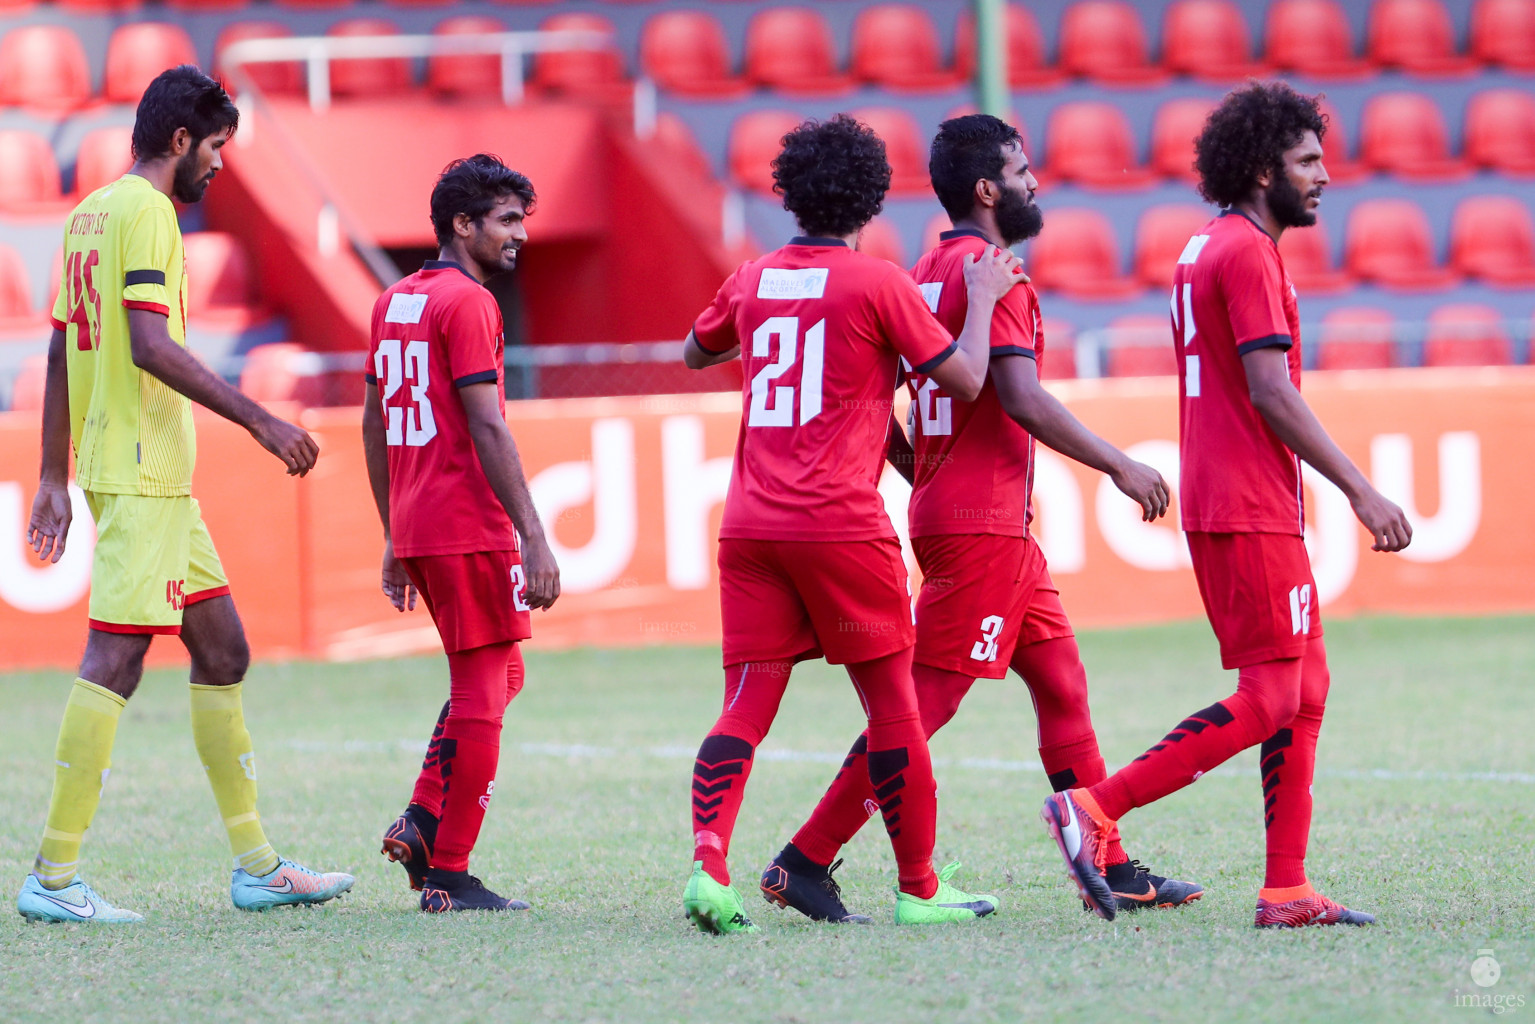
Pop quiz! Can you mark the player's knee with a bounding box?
[196,636,250,685]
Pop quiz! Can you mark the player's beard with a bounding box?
[995,186,1043,247]
[1266,173,1317,229]
[172,150,210,204]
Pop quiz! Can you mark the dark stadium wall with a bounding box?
[206,99,743,352]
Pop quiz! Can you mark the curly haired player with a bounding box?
[679,115,1024,932]
[1040,82,1412,928]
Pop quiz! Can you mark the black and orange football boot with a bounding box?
[760,846,871,924]
[419,871,531,913]
[381,805,437,892]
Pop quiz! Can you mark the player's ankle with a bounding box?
[777,842,829,878]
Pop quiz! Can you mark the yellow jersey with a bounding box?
[51,173,194,497]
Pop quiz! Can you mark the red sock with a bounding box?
[1089,657,1303,822]
[432,642,515,872]
[409,700,450,817]
[851,648,939,899]
[691,661,791,885]
[410,645,525,820]
[1011,636,1127,865]
[1263,639,1331,889]
[790,663,972,867]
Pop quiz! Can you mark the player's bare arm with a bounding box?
[1242,347,1412,552]
[362,387,417,613]
[991,354,1169,522]
[884,414,916,486]
[27,327,73,563]
[924,247,1024,401]
[460,381,561,609]
[683,328,739,369]
[126,308,318,477]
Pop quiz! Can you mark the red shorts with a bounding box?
[1187,531,1323,670]
[912,534,1073,679]
[399,550,531,655]
[718,537,915,666]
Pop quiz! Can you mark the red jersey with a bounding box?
[906,229,1041,539]
[365,260,518,557]
[694,237,957,541]
[1172,210,1305,536]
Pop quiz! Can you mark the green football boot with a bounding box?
[683,861,758,935]
[893,862,998,925]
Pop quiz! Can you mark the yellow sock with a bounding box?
[35,679,125,890]
[190,683,280,877]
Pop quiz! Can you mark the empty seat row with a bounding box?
[725,90,1535,199]
[1004,196,1535,299]
[1102,303,1532,376]
[0,233,264,324]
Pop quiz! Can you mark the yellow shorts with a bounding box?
[84,491,230,635]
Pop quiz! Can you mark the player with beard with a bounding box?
[1042,83,1412,928]
[18,66,351,923]
[760,114,1202,923]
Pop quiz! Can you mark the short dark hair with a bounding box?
[929,114,1024,221]
[772,115,890,238]
[131,66,239,162]
[1194,82,1328,208]
[429,154,536,247]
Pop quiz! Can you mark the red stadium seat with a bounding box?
[427,16,506,97]
[104,24,199,105]
[73,126,134,197]
[0,0,36,12]
[857,218,907,267]
[728,110,800,193]
[1345,198,1457,289]
[954,4,1060,87]
[0,131,63,211]
[1058,1,1167,83]
[0,244,38,328]
[640,11,745,98]
[1450,195,1535,285]
[240,343,323,405]
[1316,98,1366,183]
[1151,97,1216,181]
[1464,89,1535,174]
[1161,0,1263,79]
[851,4,959,92]
[1424,304,1513,366]
[327,20,413,98]
[0,27,92,112]
[1043,102,1154,189]
[168,0,247,13]
[1265,0,1372,77]
[651,113,714,183]
[1367,0,1473,73]
[1026,208,1139,298]
[1133,204,1211,288]
[10,355,48,412]
[183,232,260,321]
[744,7,850,95]
[1471,0,1535,68]
[1277,219,1353,293]
[534,13,626,97]
[216,22,302,96]
[849,107,929,195]
[1318,308,1396,369]
[1359,92,1468,179]
[1039,318,1078,379]
[1106,315,1177,377]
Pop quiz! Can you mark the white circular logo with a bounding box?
[1471,950,1502,989]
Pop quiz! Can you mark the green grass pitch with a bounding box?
[2,614,1532,1023]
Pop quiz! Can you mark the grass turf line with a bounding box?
[1,614,1532,1023]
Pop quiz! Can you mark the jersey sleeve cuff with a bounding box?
[49,315,67,332]
[1237,334,1293,356]
[124,269,166,287]
[690,323,734,356]
[363,372,378,384]
[990,346,1036,360]
[454,369,499,388]
[912,339,960,375]
[123,300,170,316]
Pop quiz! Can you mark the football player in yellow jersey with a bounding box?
[17,66,353,923]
